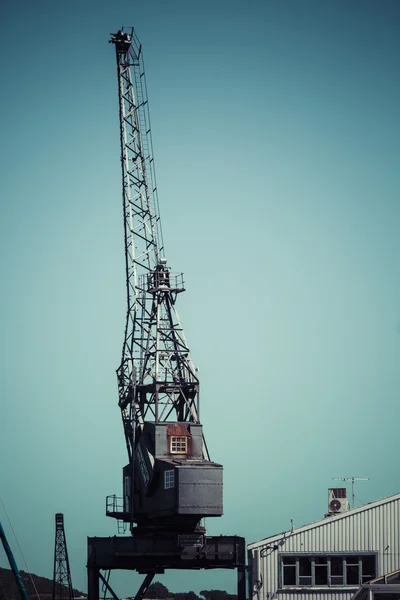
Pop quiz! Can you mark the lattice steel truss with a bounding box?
[52,514,74,600]
[109,29,203,464]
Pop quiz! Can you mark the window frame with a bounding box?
[170,435,188,454]
[164,469,175,489]
[279,552,378,589]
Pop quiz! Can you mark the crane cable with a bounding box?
[0,496,41,600]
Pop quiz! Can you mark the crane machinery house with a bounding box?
[248,490,400,600]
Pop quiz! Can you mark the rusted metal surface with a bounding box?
[167,423,191,437]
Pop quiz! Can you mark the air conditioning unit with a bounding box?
[328,488,349,514]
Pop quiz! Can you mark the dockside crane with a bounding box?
[106,28,222,534]
[86,29,246,600]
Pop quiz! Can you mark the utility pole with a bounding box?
[52,514,74,600]
[333,477,370,508]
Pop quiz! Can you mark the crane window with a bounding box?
[164,470,175,489]
[170,436,188,454]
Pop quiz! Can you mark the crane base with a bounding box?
[87,533,246,600]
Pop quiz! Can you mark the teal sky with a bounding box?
[1,0,399,595]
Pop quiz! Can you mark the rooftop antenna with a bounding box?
[333,477,370,508]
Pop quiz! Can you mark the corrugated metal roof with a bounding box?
[350,570,400,600]
[366,569,400,585]
[248,491,400,549]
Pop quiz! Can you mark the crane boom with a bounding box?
[111,28,162,459]
[108,28,222,533]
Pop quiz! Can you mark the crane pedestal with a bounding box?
[87,534,246,600]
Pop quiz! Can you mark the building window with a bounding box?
[281,554,377,587]
[170,436,188,454]
[164,470,175,489]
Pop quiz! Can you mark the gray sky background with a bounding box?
[1,0,399,595]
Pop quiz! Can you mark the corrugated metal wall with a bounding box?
[248,495,400,600]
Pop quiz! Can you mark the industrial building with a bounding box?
[351,568,400,600]
[248,490,400,600]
